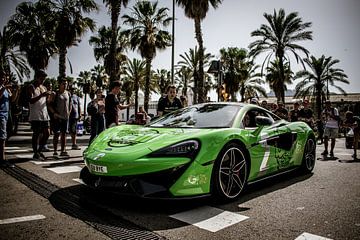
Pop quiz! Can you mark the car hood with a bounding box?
[88,124,213,154]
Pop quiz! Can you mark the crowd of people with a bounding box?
[0,68,358,167]
[254,98,359,161]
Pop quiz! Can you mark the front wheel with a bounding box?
[301,138,316,173]
[212,143,248,201]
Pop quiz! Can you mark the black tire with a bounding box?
[212,143,249,202]
[301,138,316,173]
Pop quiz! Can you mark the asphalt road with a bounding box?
[0,123,359,240]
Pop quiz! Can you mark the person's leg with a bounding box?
[322,127,329,155]
[353,129,359,159]
[60,119,69,156]
[31,121,41,155]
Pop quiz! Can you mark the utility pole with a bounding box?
[171,0,175,84]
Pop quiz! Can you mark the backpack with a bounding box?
[87,101,98,116]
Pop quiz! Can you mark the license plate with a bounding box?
[90,164,108,173]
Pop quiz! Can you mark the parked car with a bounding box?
[80,102,315,201]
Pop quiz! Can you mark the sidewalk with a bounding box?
[5,122,89,162]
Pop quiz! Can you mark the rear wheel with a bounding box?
[212,143,248,201]
[301,138,316,173]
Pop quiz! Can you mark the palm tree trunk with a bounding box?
[59,46,67,79]
[135,84,139,115]
[144,58,151,113]
[110,5,120,82]
[316,81,322,119]
[194,18,205,103]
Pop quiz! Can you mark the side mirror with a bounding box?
[255,116,273,126]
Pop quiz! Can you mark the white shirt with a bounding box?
[28,85,50,121]
[323,107,339,129]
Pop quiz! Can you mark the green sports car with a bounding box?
[80,102,316,201]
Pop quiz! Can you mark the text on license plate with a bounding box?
[90,164,108,173]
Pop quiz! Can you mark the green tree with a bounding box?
[176,0,223,103]
[294,55,349,119]
[125,58,146,114]
[103,0,129,82]
[265,60,293,102]
[8,1,56,72]
[0,26,30,81]
[177,47,213,103]
[239,64,267,102]
[175,66,192,97]
[220,47,247,102]
[153,69,171,96]
[123,0,172,112]
[249,8,313,103]
[52,0,98,79]
[89,25,128,78]
[91,64,108,89]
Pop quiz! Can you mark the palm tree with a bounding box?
[153,69,171,96]
[0,26,30,81]
[176,0,223,103]
[239,64,267,102]
[175,66,192,97]
[89,25,129,78]
[121,77,133,120]
[123,1,172,112]
[7,1,57,72]
[249,8,313,103]
[177,47,213,103]
[51,0,98,79]
[103,0,129,82]
[125,58,146,114]
[265,60,293,102]
[76,70,92,118]
[91,64,108,89]
[220,47,247,102]
[294,55,349,119]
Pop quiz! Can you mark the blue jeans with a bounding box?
[89,114,105,144]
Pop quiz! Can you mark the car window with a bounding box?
[242,108,276,128]
[150,104,242,128]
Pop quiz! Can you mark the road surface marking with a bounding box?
[170,206,249,232]
[0,215,46,225]
[6,149,32,154]
[295,232,333,240]
[5,146,21,150]
[48,166,82,174]
[16,154,34,159]
[31,159,82,165]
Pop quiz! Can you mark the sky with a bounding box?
[1,0,360,101]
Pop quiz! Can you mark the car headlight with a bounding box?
[149,140,200,158]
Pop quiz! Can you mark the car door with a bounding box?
[243,108,296,178]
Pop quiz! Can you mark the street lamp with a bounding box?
[207,60,223,101]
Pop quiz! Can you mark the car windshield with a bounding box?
[149,104,241,128]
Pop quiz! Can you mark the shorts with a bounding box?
[69,118,78,134]
[53,119,68,134]
[324,127,338,139]
[0,116,8,140]
[31,120,50,133]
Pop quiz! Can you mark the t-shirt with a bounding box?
[274,108,288,120]
[157,96,183,115]
[323,107,339,129]
[70,94,81,119]
[105,93,120,127]
[299,108,313,120]
[289,109,300,122]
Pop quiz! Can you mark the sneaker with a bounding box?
[321,150,328,156]
[71,144,81,150]
[33,153,44,161]
[53,152,59,159]
[330,152,334,158]
[60,151,70,157]
[39,152,46,159]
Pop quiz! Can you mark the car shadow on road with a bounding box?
[48,169,313,232]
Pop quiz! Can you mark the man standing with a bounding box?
[28,69,51,160]
[48,79,71,158]
[299,99,314,128]
[105,81,131,128]
[0,72,14,167]
[69,86,81,150]
[289,102,300,122]
[273,101,288,120]
[321,100,339,158]
[157,85,183,117]
[343,111,360,161]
